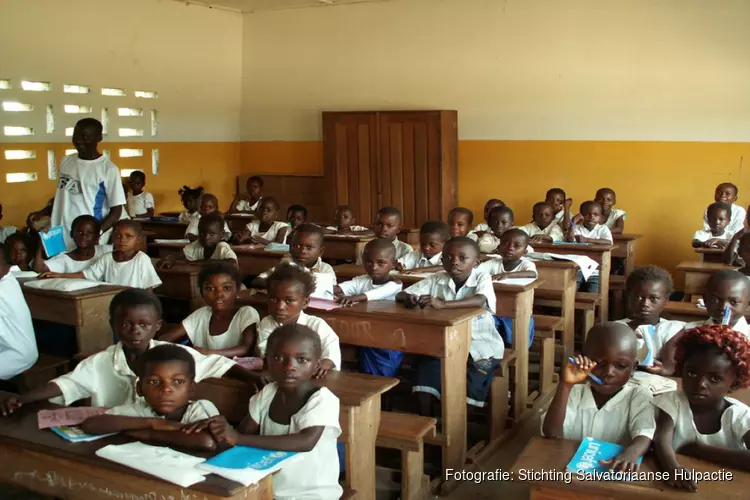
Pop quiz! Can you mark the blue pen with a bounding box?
[722,304,731,325]
[568,356,603,385]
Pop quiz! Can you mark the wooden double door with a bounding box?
[322,110,458,229]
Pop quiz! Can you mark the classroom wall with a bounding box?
[239,0,750,283]
[0,0,243,227]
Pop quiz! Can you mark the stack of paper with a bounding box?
[628,372,677,395]
[96,442,207,487]
[198,446,299,486]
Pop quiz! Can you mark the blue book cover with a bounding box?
[566,437,642,474]
[204,446,297,470]
[41,226,67,258]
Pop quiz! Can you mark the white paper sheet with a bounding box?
[154,239,190,244]
[95,442,207,487]
[526,252,599,281]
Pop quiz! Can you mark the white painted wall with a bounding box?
[241,0,750,142]
[0,0,243,143]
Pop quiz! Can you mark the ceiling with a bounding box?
[174,0,391,13]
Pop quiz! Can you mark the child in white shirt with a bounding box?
[398,221,450,274]
[469,198,504,238]
[324,205,373,235]
[566,200,613,293]
[595,188,626,234]
[693,202,733,249]
[542,323,655,472]
[159,213,238,269]
[335,238,403,377]
[228,175,264,214]
[0,289,250,413]
[653,324,750,489]
[34,215,112,274]
[703,182,746,236]
[238,197,289,245]
[362,207,413,262]
[518,201,564,243]
[177,185,203,223]
[397,237,503,410]
[185,193,232,242]
[545,188,573,229]
[257,263,341,378]
[0,257,38,382]
[126,170,155,218]
[81,344,219,451]
[477,206,515,254]
[186,324,343,500]
[447,207,477,241]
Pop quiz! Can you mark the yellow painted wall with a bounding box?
[240,141,322,176]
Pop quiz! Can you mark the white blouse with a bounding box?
[181,306,259,350]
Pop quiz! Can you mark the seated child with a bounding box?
[228,175,263,214]
[254,224,336,299]
[616,266,684,364]
[159,213,238,269]
[542,323,655,472]
[703,182,745,236]
[0,203,18,244]
[469,198,504,237]
[4,232,35,272]
[184,324,343,500]
[364,207,412,261]
[324,205,373,235]
[518,201,564,243]
[653,324,750,490]
[545,187,573,228]
[126,170,155,218]
[81,344,219,451]
[286,204,308,239]
[41,220,162,291]
[727,232,750,275]
[0,289,249,412]
[397,221,450,274]
[256,263,341,377]
[334,238,403,376]
[238,197,289,245]
[159,262,259,357]
[567,200,613,293]
[447,207,475,240]
[177,185,203,223]
[0,255,38,384]
[185,193,232,242]
[723,213,750,266]
[595,188,626,234]
[34,215,112,274]
[477,206,515,253]
[397,237,504,411]
[693,202,732,249]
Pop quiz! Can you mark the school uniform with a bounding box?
[182,241,238,262]
[404,269,503,407]
[541,383,657,445]
[614,318,686,361]
[182,306,259,350]
[249,383,342,500]
[51,153,127,250]
[185,215,232,241]
[692,229,732,244]
[105,398,219,423]
[235,197,262,212]
[0,226,18,244]
[259,258,337,300]
[398,250,442,270]
[572,224,613,292]
[244,220,288,242]
[704,203,746,236]
[0,271,38,380]
[469,222,489,235]
[339,276,404,377]
[477,233,502,254]
[518,222,564,242]
[257,312,341,369]
[83,251,162,289]
[126,191,155,218]
[552,209,573,227]
[360,237,412,262]
[655,390,750,450]
[178,210,199,223]
[44,245,113,274]
[685,317,750,338]
[51,339,236,407]
[602,209,627,229]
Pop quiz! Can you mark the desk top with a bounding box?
[531,242,617,253]
[614,233,644,242]
[513,436,748,500]
[323,234,374,242]
[155,263,201,276]
[0,392,248,496]
[677,260,735,271]
[136,219,188,227]
[19,279,125,299]
[695,248,724,256]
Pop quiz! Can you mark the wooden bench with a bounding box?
[609,275,626,320]
[487,349,517,441]
[535,291,600,344]
[532,315,563,396]
[376,412,436,500]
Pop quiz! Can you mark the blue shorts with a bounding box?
[412,356,500,407]
[359,347,404,378]
[494,316,535,349]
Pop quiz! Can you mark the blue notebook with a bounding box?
[566,437,642,475]
[40,226,67,258]
[204,446,297,470]
[149,216,180,222]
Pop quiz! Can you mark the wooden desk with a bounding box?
[534,261,578,360]
[21,281,124,353]
[224,213,256,232]
[0,392,273,500]
[397,228,420,245]
[196,372,397,500]
[532,242,616,323]
[323,234,373,262]
[137,220,188,240]
[677,260,736,299]
[696,247,725,263]
[613,234,643,275]
[155,263,201,302]
[513,436,747,500]
[233,245,286,276]
[149,241,188,260]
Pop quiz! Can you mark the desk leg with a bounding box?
[512,289,533,419]
[598,252,611,322]
[344,397,380,500]
[441,321,471,476]
[625,241,636,275]
[76,294,118,353]
[560,277,576,361]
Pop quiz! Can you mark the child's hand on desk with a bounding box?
[403,294,421,309]
[207,416,240,446]
[643,359,672,376]
[0,396,22,416]
[530,235,548,243]
[561,354,596,386]
[666,463,699,491]
[151,419,184,432]
[336,296,359,307]
[38,271,62,280]
[492,273,508,281]
[706,239,729,249]
[418,296,445,309]
[314,359,335,379]
[601,449,642,473]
